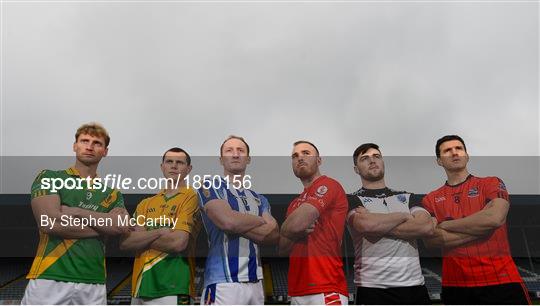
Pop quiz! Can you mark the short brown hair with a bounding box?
[293,140,320,156]
[75,122,110,147]
[353,143,381,165]
[220,135,250,156]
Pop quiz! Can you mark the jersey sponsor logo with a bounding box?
[435,196,446,203]
[468,187,479,197]
[361,197,373,203]
[169,205,177,217]
[79,202,100,211]
[316,185,328,197]
[202,188,210,198]
[397,194,407,204]
[147,207,156,213]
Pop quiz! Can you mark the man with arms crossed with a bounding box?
[22,123,129,305]
[197,135,279,305]
[280,140,348,305]
[120,147,200,305]
[347,143,434,305]
[422,135,530,304]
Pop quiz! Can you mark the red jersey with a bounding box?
[422,175,523,287]
[286,175,348,297]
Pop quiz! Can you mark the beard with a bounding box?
[293,164,316,179]
[362,169,384,182]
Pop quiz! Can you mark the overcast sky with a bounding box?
[1,1,538,157]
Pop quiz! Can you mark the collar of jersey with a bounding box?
[445,174,474,188]
[303,175,327,192]
[157,186,187,201]
[66,166,99,179]
[355,187,393,198]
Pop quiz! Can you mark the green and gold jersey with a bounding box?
[27,167,125,284]
[131,187,200,299]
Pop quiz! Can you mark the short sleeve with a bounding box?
[409,193,430,215]
[108,190,125,210]
[134,198,148,219]
[174,192,200,234]
[99,189,125,212]
[196,179,226,209]
[31,170,57,199]
[259,194,271,215]
[346,194,363,224]
[303,179,341,215]
[484,177,509,202]
[347,194,364,212]
[421,195,436,217]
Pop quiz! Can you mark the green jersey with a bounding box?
[27,167,124,284]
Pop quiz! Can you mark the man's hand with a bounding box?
[109,208,131,233]
[304,222,316,236]
[355,206,368,214]
[157,227,173,235]
[60,206,86,217]
[261,212,274,224]
[431,217,438,228]
[438,221,451,231]
[110,207,129,217]
[61,205,131,234]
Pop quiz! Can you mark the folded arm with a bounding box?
[119,226,166,252]
[348,207,410,238]
[280,203,319,241]
[423,226,480,250]
[388,210,436,240]
[204,199,266,234]
[149,229,190,253]
[61,206,130,235]
[31,195,99,239]
[242,212,280,245]
[437,198,509,237]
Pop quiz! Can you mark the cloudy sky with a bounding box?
[1,1,538,157]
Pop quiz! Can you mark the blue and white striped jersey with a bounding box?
[197,177,270,287]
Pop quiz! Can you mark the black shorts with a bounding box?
[355,285,431,305]
[441,282,531,305]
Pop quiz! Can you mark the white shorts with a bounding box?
[132,295,178,305]
[291,292,349,305]
[21,279,106,305]
[200,281,264,305]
